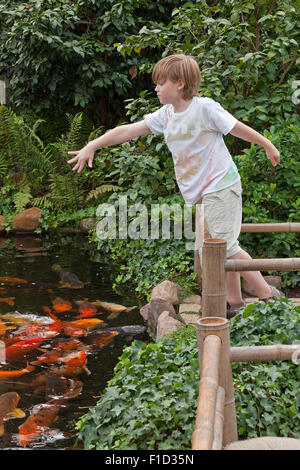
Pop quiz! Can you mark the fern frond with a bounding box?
[87,184,123,200]
[13,184,32,212]
[0,151,8,176]
[31,194,55,209]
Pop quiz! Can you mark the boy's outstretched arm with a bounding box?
[67,120,151,173]
[230,121,280,167]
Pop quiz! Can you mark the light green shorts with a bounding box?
[196,180,243,258]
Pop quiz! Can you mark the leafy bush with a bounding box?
[230,300,300,439]
[76,299,300,450]
[235,118,300,287]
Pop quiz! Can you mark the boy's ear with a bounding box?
[177,79,185,91]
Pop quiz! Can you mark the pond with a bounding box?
[0,233,148,450]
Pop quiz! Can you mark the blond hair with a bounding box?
[152,54,201,100]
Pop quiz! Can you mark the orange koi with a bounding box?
[0,392,25,436]
[0,297,15,306]
[5,338,45,361]
[60,326,86,338]
[0,277,28,284]
[84,331,119,349]
[63,318,103,330]
[32,339,83,365]
[75,300,98,319]
[0,320,15,336]
[51,297,73,314]
[18,396,65,447]
[0,363,35,381]
[19,379,81,447]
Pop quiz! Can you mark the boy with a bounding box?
[68,54,283,317]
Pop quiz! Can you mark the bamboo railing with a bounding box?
[192,234,300,450]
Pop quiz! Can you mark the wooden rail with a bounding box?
[241,222,300,233]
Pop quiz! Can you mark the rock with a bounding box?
[12,208,42,232]
[140,303,150,321]
[181,295,201,305]
[79,218,97,232]
[156,311,183,339]
[0,215,6,231]
[150,280,182,305]
[0,238,7,249]
[243,275,282,297]
[179,303,201,314]
[180,313,200,325]
[141,299,177,335]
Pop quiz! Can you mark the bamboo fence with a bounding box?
[192,234,300,450]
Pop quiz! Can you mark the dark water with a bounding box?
[0,234,148,450]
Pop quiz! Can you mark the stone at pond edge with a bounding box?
[150,280,182,305]
[0,215,6,231]
[79,218,97,232]
[12,208,42,232]
[181,294,201,305]
[139,298,178,335]
[156,311,183,339]
[179,303,201,314]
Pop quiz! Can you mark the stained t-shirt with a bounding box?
[144,96,240,205]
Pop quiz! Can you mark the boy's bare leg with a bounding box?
[227,249,272,302]
[226,271,244,304]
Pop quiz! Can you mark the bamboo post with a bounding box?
[192,334,221,450]
[231,344,300,363]
[202,238,227,318]
[241,222,300,233]
[196,317,238,448]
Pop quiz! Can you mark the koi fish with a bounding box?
[0,297,15,306]
[0,363,35,381]
[63,318,104,330]
[5,338,46,362]
[60,326,86,338]
[0,320,15,336]
[0,277,28,285]
[50,351,90,376]
[51,297,73,314]
[31,339,83,365]
[83,330,119,349]
[19,378,81,447]
[52,264,84,289]
[0,391,25,436]
[5,325,58,346]
[75,300,99,319]
[0,312,55,327]
[91,300,128,313]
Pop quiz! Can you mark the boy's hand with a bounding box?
[265,143,280,167]
[67,144,95,173]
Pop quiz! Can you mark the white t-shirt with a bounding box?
[144,96,240,205]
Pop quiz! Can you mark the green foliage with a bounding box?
[230,300,300,439]
[117,0,299,136]
[0,0,178,125]
[76,337,200,450]
[76,299,300,450]
[0,105,104,216]
[235,118,300,287]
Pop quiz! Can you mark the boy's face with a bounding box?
[154,78,184,105]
